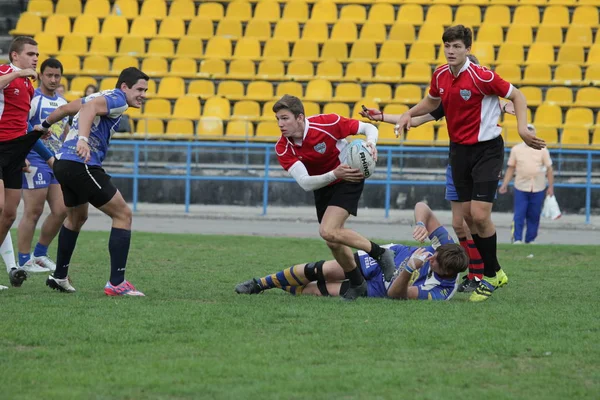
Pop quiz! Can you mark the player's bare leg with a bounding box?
[1,188,28,286]
[33,184,67,271]
[17,188,49,272]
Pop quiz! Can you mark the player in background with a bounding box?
[235,202,468,301]
[395,26,545,302]
[33,67,149,296]
[273,94,396,301]
[15,58,69,273]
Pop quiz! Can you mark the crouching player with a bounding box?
[235,202,468,300]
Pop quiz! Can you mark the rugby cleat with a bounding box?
[235,278,263,295]
[469,277,497,302]
[457,276,480,293]
[46,275,76,293]
[341,280,367,301]
[21,258,50,273]
[1,284,8,291]
[375,248,396,281]
[33,255,56,272]
[8,268,28,287]
[495,269,509,288]
[104,280,145,296]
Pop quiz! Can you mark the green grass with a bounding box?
[0,232,598,400]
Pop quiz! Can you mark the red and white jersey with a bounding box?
[276,113,359,176]
[428,58,513,145]
[0,64,35,142]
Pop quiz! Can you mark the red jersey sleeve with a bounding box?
[428,66,444,99]
[475,66,513,98]
[0,64,12,88]
[334,115,359,139]
[275,138,299,171]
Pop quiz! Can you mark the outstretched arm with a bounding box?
[44,98,83,125]
[412,202,442,243]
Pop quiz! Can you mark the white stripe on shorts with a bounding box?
[84,164,102,189]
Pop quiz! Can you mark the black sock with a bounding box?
[471,233,499,278]
[367,241,385,259]
[54,226,79,279]
[344,267,364,286]
[108,228,131,286]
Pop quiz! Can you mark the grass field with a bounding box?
[0,231,598,400]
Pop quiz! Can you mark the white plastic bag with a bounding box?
[542,195,562,220]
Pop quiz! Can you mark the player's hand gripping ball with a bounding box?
[345,140,376,178]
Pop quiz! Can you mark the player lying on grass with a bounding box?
[235,202,469,300]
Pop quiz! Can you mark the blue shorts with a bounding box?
[445,164,458,202]
[22,161,58,189]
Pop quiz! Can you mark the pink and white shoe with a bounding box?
[104,280,145,296]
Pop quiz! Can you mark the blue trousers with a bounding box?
[513,188,546,243]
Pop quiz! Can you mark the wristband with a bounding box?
[78,136,89,143]
[404,265,414,274]
[380,112,384,122]
[416,221,425,227]
[41,119,51,129]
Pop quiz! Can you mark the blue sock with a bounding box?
[33,243,49,257]
[18,252,30,267]
[109,228,131,286]
[54,226,79,279]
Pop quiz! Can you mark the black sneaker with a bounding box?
[8,268,28,287]
[457,276,479,293]
[235,278,263,294]
[341,280,367,301]
[375,249,396,281]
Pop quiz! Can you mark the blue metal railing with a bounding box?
[108,140,600,223]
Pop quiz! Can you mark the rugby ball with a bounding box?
[346,140,376,178]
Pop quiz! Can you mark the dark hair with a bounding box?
[84,84,97,94]
[467,54,480,65]
[272,94,305,118]
[435,244,469,277]
[9,36,38,62]
[442,25,473,49]
[40,58,63,74]
[116,67,150,90]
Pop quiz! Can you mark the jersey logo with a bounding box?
[460,89,471,101]
[439,88,444,94]
[13,88,19,96]
[314,142,326,154]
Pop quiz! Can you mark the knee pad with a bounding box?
[304,260,325,282]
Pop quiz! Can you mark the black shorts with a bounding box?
[53,159,118,208]
[449,136,504,203]
[0,132,43,189]
[313,180,364,223]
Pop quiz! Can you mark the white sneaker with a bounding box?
[21,258,50,273]
[33,255,56,272]
[513,240,523,245]
[0,284,8,290]
[46,275,76,293]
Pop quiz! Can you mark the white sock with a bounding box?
[1,232,17,272]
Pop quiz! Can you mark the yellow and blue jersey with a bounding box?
[27,88,68,166]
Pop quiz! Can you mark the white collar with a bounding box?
[451,58,470,77]
[10,63,21,71]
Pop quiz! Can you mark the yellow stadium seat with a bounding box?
[243,19,271,41]
[321,41,348,60]
[512,6,540,27]
[557,45,585,65]
[368,3,395,25]
[81,55,109,75]
[177,37,204,58]
[316,60,343,80]
[188,80,215,99]
[275,81,303,99]
[111,55,139,74]
[330,21,358,43]
[389,23,415,43]
[99,77,117,92]
[518,86,542,107]
[287,59,314,80]
[454,5,482,26]
[59,35,87,55]
[383,104,409,116]
[535,26,563,45]
[349,41,377,62]
[100,15,128,37]
[68,76,97,96]
[9,13,42,36]
[166,119,194,137]
[254,2,281,22]
[140,0,166,18]
[533,104,562,128]
[246,81,274,101]
[196,117,224,139]
[534,127,559,147]
[118,36,145,56]
[526,43,555,65]
[262,39,290,61]
[84,0,110,16]
[113,0,138,17]
[373,62,402,83]
[143,98,171,118]
[273,20,300,41]
[27,0,53,16]
[506,25,533,46]
[156,77,185,99]
[359,22,386,43]
[547,0,576,4]
[418,23,444,45]
[148,38,174,58]
[282,1,309,22]
[232,37,260,60]
[502,109,532,129]
[130,17,157,38]
[158,16,185,39]
[521,64,551,85]
[495,64,522,85]
[146,79,157,98]
[305,80,333,102]
[169,0,195,20]
[402,62,432,84]
[364,83,392,103]
[377,124,397,145]
[397,4,423,25]
[59,55,80,75]
[323,103,351,118]
[205,37,232,59]
[470,43,495,65]
[88,35,116,56]
[168,57,196,79]
[335,83,363,102]
[299,21,326,43]
[572,6,598,27]
[225,0,252,22]
[135,119,164,137]
[226,120,254,141]
[585,64,600,85]
[257,60,285,81]
[44,15,71,36]
[351,101,378,121]
[254,121,279,142]
[593,128,600,147]
[482,5,510,27]
[71,15,99,37]
[291,40,319,61]
[198,59,226,78]
[497,43,524,64]
[425,4,452,25]
[541,5,569,27]
[187,17,214,39]
[203,97,231,120]
[406,124,435,144]
[34,33,59,55]
[217,80,245,100]
[216,20,243,39]
[340,5,367,23]
[141,57,168,77]
[344,61,373,82]
[228,59,256,80]
[310,2,337,24]
[574,88,600,108]
[232,100,261,121]
[197,2,224,21]
[561,128,590,147]
[393,84,421,104]
[435,125,449,145]
[565,26,593,47]
[260,101,276,121]
[55,0,82,18]
[407,42,435,63]
[545,87,573,106]
[586,45,600,66]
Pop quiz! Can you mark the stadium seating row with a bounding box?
[25,0,600,27]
